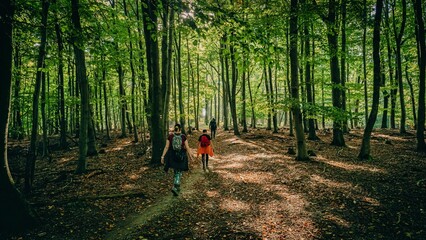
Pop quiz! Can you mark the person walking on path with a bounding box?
[209,118,217,139]
[197,129,214,172]
[161,124,194,196]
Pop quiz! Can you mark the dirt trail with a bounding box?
[106,131,317,239]
[104,129,426,239]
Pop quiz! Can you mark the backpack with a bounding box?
[172,133,183,151]
[210,121,216,130]
[172,134,185,162]
[200,135,210,147]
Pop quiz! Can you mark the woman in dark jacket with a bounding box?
[161,124,193,196]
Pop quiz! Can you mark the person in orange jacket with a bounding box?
[197,129,214,172]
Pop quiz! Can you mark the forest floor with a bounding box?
[2,127,426,239]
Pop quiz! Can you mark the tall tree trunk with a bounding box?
[290,0,309,161]
[142,0,163,164]
[221,36,230,131]
[25,0,50,192]
[363,0,369,126]
[54,9,67,148]
[102,65,111,140]
[411,0,426,151]
[123,0,138,142]
[72,0,90,174]
[247,69,256,128]
[305,18,319,140]
[242,50,248,132]
[12,43,23,140]
[341,0,348,133]
[384,1,396,128]
[229,35,240,135]
[41,70,49,158]
[327,0,345,146]
[358,0,383,160]
[264,63,272,130]
[175,30,186,134]
[0,1,38,230]
[392,0,407,133]
[269,62,278,133]
[286,28,294,135]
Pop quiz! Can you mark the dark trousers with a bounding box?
[202,154,209,169]
[211,129,216,139]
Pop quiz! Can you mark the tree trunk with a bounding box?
[358,0,383,160]
[12,43,23,140]
[229,36,240,135]
[341,0,348,133]
[242,50,248,132]
[363,0,369,126]
[25,0,50,192]
[286,28,294,136]
[406,66,417,130]
[102,65,111,140]
[392,0,407,133]
[123,0,139,142]
[326,0,345,146]
[72,0,90,174]
[269,63,278,133]
[54,10,67,148]
[290,0,309,161]
[41,70,49,158]
[221,36,229,131]
[142,0,163,164]
[411,0,426,151]
[0,1,38,230]
[175,30,186,134]
[384,2,396,129]
[305,18,319,140]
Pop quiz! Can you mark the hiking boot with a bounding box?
[171,184,180,196]
[171,187,179,196]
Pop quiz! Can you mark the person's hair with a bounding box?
[203,129,207,133]
[174,124,181,132]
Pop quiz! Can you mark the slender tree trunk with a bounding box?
[123,0,138,142]
[229,35,240,135]
[242,50,248,132]
[384,1,396,128]
[247,69,256,128]
[363,0,369,126]
[54,5,67,148]
[392,0,407,133]
[72,0,90,173]
[25,0,50,192]
[305,18,319,140]
[290,0,309,161]
[359,0,383,160]
[286,28,294,135]
[12,43,23,140]
[175,30,186,134]
[221,36,229,131]
[102,66,111,140]
[269,63,278,133]
[341,0,348,133]
[41,70,49,158]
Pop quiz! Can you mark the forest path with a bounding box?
[106,130,318,239]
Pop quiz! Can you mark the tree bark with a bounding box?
[358,0,383,160]
[392,0,407,133]
[411,0,426,151]
[72,0,90,174]
[290,0,309,161]
[142,0,163,164]
[0,0,38,230]
[25,0,50,192]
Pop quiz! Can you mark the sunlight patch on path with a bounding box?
[105,168,204,240]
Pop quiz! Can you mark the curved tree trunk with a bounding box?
[358,0,383,160]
